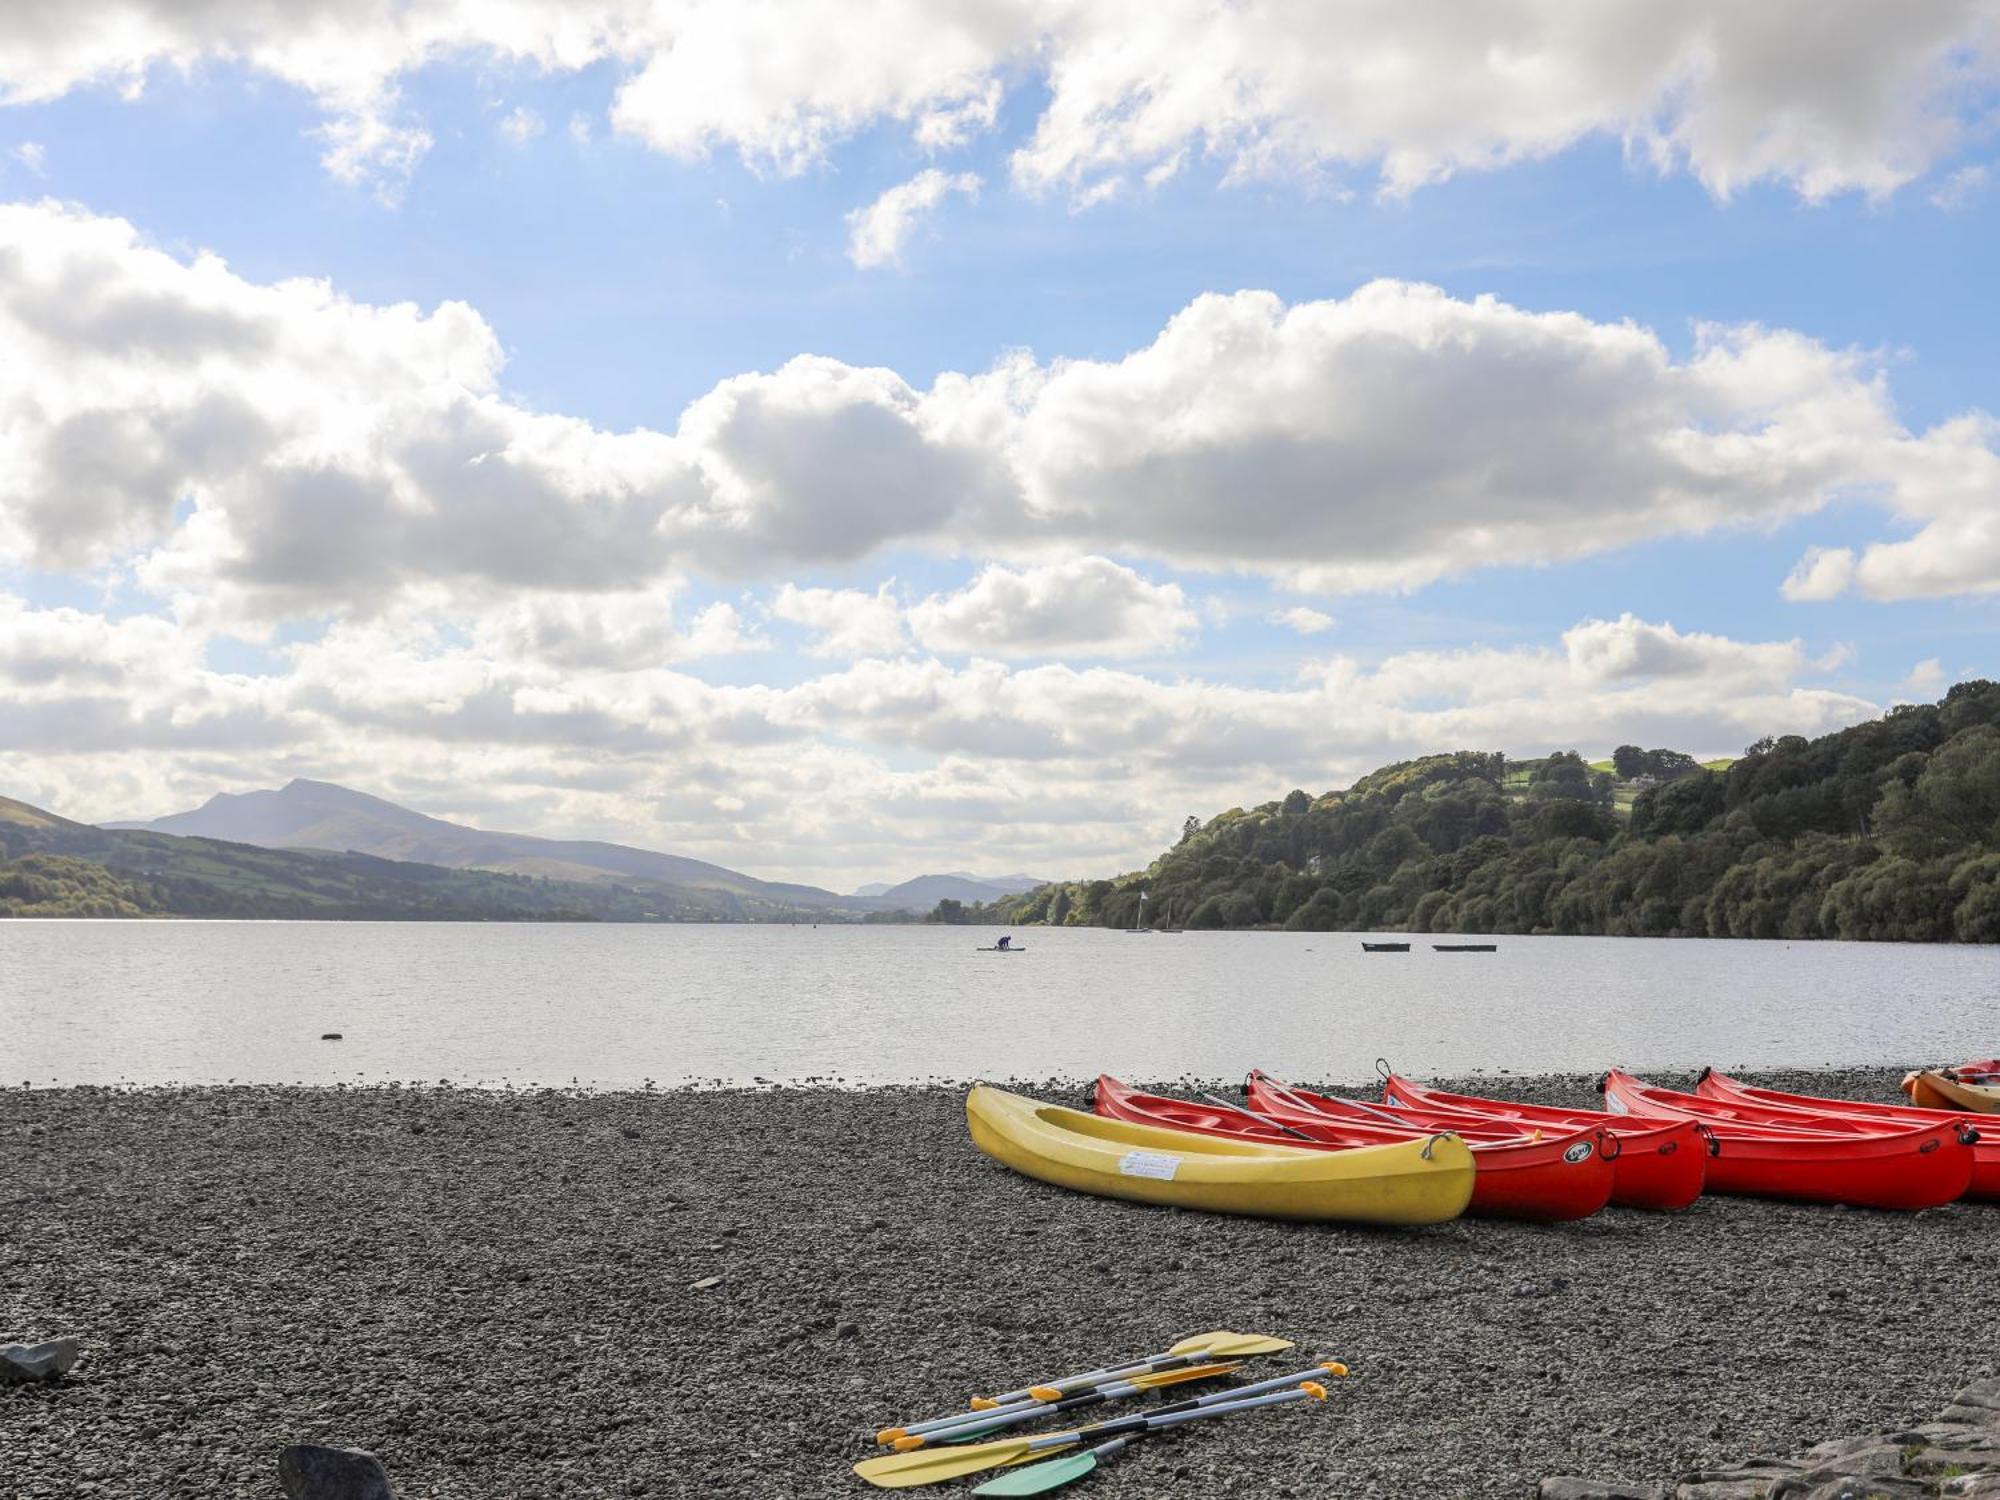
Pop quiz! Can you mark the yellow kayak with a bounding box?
[1903,1069,2000,1114]
[965,1084,1476,1225]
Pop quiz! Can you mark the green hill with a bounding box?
[0,797,836,922]
[978,680,2000,943]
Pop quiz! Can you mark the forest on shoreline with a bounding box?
[950,680,2000,943]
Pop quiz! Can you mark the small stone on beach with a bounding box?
[0,1337,79,1382]
[278,1444,396,1500]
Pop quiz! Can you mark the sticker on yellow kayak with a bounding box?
[1117,1149,1182,1180]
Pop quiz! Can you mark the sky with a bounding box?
[0,2,1997,891]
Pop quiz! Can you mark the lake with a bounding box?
[2,921,1995,1089]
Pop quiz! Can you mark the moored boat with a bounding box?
[1431,943,1497,952]
[1361,941,1410,953]
[1600,1069,1974,1210]
[967,1084,1475,1225]
[1376,1071,1707,1211]
[1231,1073,1616,1222]
[1903,1067,2000,1114]
[1695,1068,1998,1202]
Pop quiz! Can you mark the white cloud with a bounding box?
[771,584,908,658]
[499,106,544,145]
[1268,605,1335,636]
[907,558,1196,658]
[1931,163,1992,209]
[1781,545,1858,602]
[7,201,2000,628]
[1906,657,1946,694]
[846,168,981,269]
[1783,413,2000,600]
[1562,614,1806,689]
[0,589,1879,886]
[3,3,1995,203]
[9,140,45,174]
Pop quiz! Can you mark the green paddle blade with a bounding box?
[855,1436,1067,1489]
[971,1450,1100,1496]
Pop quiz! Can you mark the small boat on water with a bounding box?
[975,945,1026,953]
[967,1084,1476,1225]
[1376,1071,1706,1210]
[1903,1064,2000,1113]
[1697,1067,1999,1201]
[1361,941,1410,953]
[1236,1073,1616,1222]
[1432,943,1497,952]
[1601,1068,1975,1210]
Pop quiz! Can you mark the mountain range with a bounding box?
[102,779,1052,915]
[109,779,866,909]
[853,871,1051,905]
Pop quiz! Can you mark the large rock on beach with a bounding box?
[0,1338,79,1382]
[278,1445,396,1500]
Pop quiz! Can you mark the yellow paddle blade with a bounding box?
[855,1436,1073,1489]
[1133,1360,1242,1389]
[1171,1330,1294,1358]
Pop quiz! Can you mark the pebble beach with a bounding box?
[5,1068,1997,1499]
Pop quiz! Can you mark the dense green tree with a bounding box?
[963,683,2000,944]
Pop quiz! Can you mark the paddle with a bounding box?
[970,1384,1329,1496]
[854,1361,1345,1489]
[883,1329,1291,1442]
[907,1362,1242,1449]
[1198,1091,1324,1142]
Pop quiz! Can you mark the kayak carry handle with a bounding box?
[1958,1123,1981,1146]
[1596,1127,1623,1163]
[1374,1057,1392,1080]
[1419,1132,1456,1161]
[1695,1066,1712,1084]
[1694,1122,1721,1158]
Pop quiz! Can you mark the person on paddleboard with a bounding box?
[995,934,1012,950]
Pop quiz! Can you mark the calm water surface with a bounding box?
[2,921,1995,1088]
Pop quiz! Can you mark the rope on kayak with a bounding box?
[1419,1133,1453,1161]
[1374,1057,1392,1080]
[1595,1127,1623,1162]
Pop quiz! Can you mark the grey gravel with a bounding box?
[2,1068,1996,1499]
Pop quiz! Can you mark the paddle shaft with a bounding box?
[1199,1091,1322,1141]
[911,1348,1220,1436]
[972,1389,1326,1495]
[974,1335,1249,1410]
[1008,1392,1320,1472]
[1012,1362,1338,1454]
[908,1368,1232,1448]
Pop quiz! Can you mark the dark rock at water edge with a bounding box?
[279,1445,396,1500]
[1543,1374,2000,1499]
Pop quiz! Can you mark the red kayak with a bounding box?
[1378,1072,1708,1211]
[1696,1068,1997,1202]
[1601,1069,1974,1210]
[1237,1074,1615,1222]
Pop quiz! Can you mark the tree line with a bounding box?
[952,680,2000,943]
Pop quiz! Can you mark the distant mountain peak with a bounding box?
[104,778,868,911]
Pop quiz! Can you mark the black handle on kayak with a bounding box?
[1694,1122,1721,1158]
[1958,1122,1981,1146]
[1596,1126,1623,1163]
[1374,1057,1393,1080]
